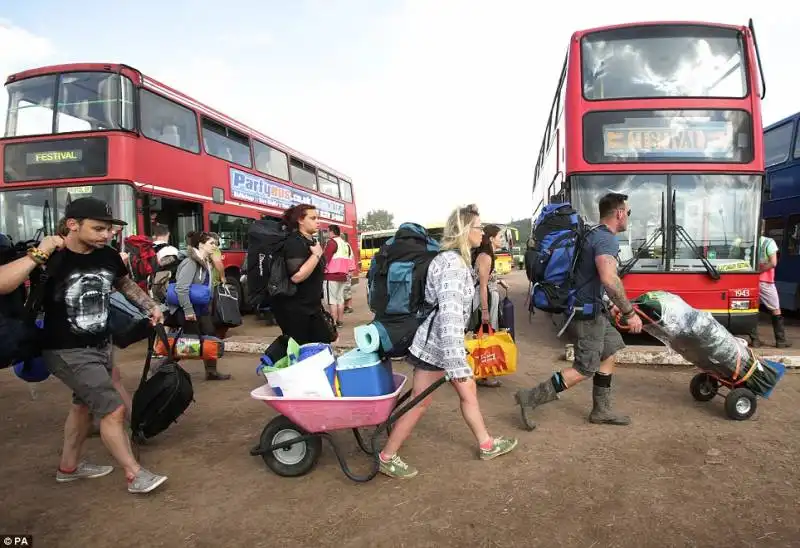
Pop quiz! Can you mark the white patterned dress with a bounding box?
[408,250,475,379]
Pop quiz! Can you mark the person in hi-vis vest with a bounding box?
[323,224,355,327]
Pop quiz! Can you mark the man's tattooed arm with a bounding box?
[595,255,634,314]
[114,275,159,313]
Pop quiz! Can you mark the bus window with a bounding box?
[794,123,800,159]
[253,140,289,180]
[763,217,785,252]
[289,157,317,190]
[209,213,254,250]
[201,117,252,168]
[140,89,200,153]
[787,215,800,256]
[764,122,793,167]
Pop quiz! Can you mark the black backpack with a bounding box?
[245,219,296,308]
[366,223,440,358]
[130,325,194,444]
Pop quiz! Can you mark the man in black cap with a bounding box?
[0,197,168,494]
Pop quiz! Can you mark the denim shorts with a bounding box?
[406,353,444,372]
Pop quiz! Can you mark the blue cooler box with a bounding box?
[336,348,394,397]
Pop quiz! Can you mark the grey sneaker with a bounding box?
[127,467,168,494]
[56,461,114,483]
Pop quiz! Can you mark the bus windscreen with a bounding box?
[581,25,747,100]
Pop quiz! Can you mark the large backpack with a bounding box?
[245,219,295,308]
[526,202,598,317]
[124,235,158,291]
[366,223,440,358]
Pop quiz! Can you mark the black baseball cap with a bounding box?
[64,197,128,226]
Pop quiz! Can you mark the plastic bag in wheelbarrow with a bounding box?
[632,290,786,398]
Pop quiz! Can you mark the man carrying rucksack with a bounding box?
[0,197,168,494]
[515,192,642,429]
[150,224,181,302]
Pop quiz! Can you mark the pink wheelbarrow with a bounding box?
[249,373,447,482]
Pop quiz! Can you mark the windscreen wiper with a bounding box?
[619,191,665,278]
[671,191,720,280]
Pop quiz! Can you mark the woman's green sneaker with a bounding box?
[379,453,418,479]
[479,436,519,460]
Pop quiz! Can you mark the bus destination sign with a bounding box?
[583,109,753,164]
[26,149,84,165]
[229,168,346,223]
[603,120,734,159]
[4,137,108,183]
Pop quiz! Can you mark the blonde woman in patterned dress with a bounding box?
[378,205,518,479]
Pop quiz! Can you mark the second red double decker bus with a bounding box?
[531,19,768,336]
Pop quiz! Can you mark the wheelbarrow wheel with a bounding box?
[724,388,757,421]
[689,373,719,402]
[259,415,322,477]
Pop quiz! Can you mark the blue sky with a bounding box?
[2,1,799,225]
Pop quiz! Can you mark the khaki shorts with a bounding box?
[43,345,124,418]
[324,280,347,305]
[566,313,625,377]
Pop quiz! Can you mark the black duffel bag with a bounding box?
[130,325,194,445]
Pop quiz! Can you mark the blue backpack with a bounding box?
[526,202,598,317]
[366,223,440,358]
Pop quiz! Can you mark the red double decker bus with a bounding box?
[532,20,767,335]
[0,63,358,305]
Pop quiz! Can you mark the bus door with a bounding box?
[143,194,203,250]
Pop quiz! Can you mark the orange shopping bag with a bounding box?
[465,325,517,379]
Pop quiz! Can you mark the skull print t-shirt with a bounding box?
[42,246,129,350]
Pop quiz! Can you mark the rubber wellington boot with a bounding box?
[749,324,763,348]
[772,315,792,349]
[588,386,631,426]
[514,380,559,431]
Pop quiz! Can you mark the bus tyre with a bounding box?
[724,388,757,421]
[689,373,718,402]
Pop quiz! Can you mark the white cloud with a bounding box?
[0,21,56,132]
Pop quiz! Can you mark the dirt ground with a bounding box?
[1,270,799,548]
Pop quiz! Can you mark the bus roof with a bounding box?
[572,20,744,39]
[765,111,800,132]
[359,229,395,237]
[4,62,352,182]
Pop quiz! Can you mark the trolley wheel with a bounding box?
[259,415,322,477]
[724,388,757,421]
[689,373,719,402]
